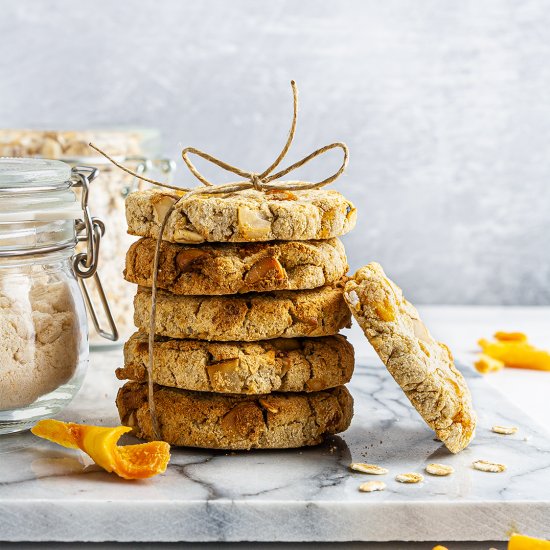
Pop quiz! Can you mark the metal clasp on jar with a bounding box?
[121,156,176,198]
[71,166,118,342]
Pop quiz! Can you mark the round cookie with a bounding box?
[343,262,476,454]
[125,188,357,244]
[116,382,354,449]
[124,237,348,295]
[118,332,355,394]
[134,284,351,341]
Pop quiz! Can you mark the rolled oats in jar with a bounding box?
[0,129,175,346]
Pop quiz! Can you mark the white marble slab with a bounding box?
[1,341,549,544]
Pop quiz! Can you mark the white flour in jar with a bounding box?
[0,278,79,410]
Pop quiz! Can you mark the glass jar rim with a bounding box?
[0,158,82,224]
[0,157,72,191]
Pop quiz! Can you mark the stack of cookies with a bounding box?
[115,187,357,450]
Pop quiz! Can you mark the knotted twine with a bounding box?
[90,81,349,440]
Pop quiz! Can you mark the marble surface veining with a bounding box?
[0,347,549,542]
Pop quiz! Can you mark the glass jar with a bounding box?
[0,129,175,347]
[0,158,115,434]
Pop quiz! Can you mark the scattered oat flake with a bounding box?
[395,472,424,483]
[350,462,388,475]
[472,460,506,473]
[358,480,386,493]
[425,463,454,476]
[492,425,518,435]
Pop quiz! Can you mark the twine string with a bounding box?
[88,142,189,193]
[146,202,177,440]
[179,81,348,193]
[89,80,349,442]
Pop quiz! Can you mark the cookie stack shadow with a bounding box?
[115,188,357,449]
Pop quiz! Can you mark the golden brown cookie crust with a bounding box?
[134,284,351,341]
[343,262,476,453]
[116,382,354,449]
[117,332,354,394]
[124,237,348,295]
[125,188,357,243]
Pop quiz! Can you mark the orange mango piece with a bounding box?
[478,337,550,372]
[432,546,449,550]
[32,419,170,480]
[509,533,550,549]
[494,331,528,342]
[374,298,396,322]
[474,353,505,374]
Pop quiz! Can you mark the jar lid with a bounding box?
[0,157,72,190]
[0,158,81,222]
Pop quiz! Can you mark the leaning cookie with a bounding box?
[124,237,348,295]
[134,284,351,341]
[343,263,476,453]
[117,382,353,449]
[125,188,357,244]
[118,332,354,394]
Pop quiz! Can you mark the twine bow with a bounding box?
[89,81,348,196]
[90,81,349,441]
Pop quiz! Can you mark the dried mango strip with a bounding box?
[32,419,170,480]
[508,533,550,549]
[478,337,550,372]
[474,353,505,374]
[494,331,528,342]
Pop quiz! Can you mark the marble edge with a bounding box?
[1,500,549,542]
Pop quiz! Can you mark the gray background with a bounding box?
[1,0,549,304]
